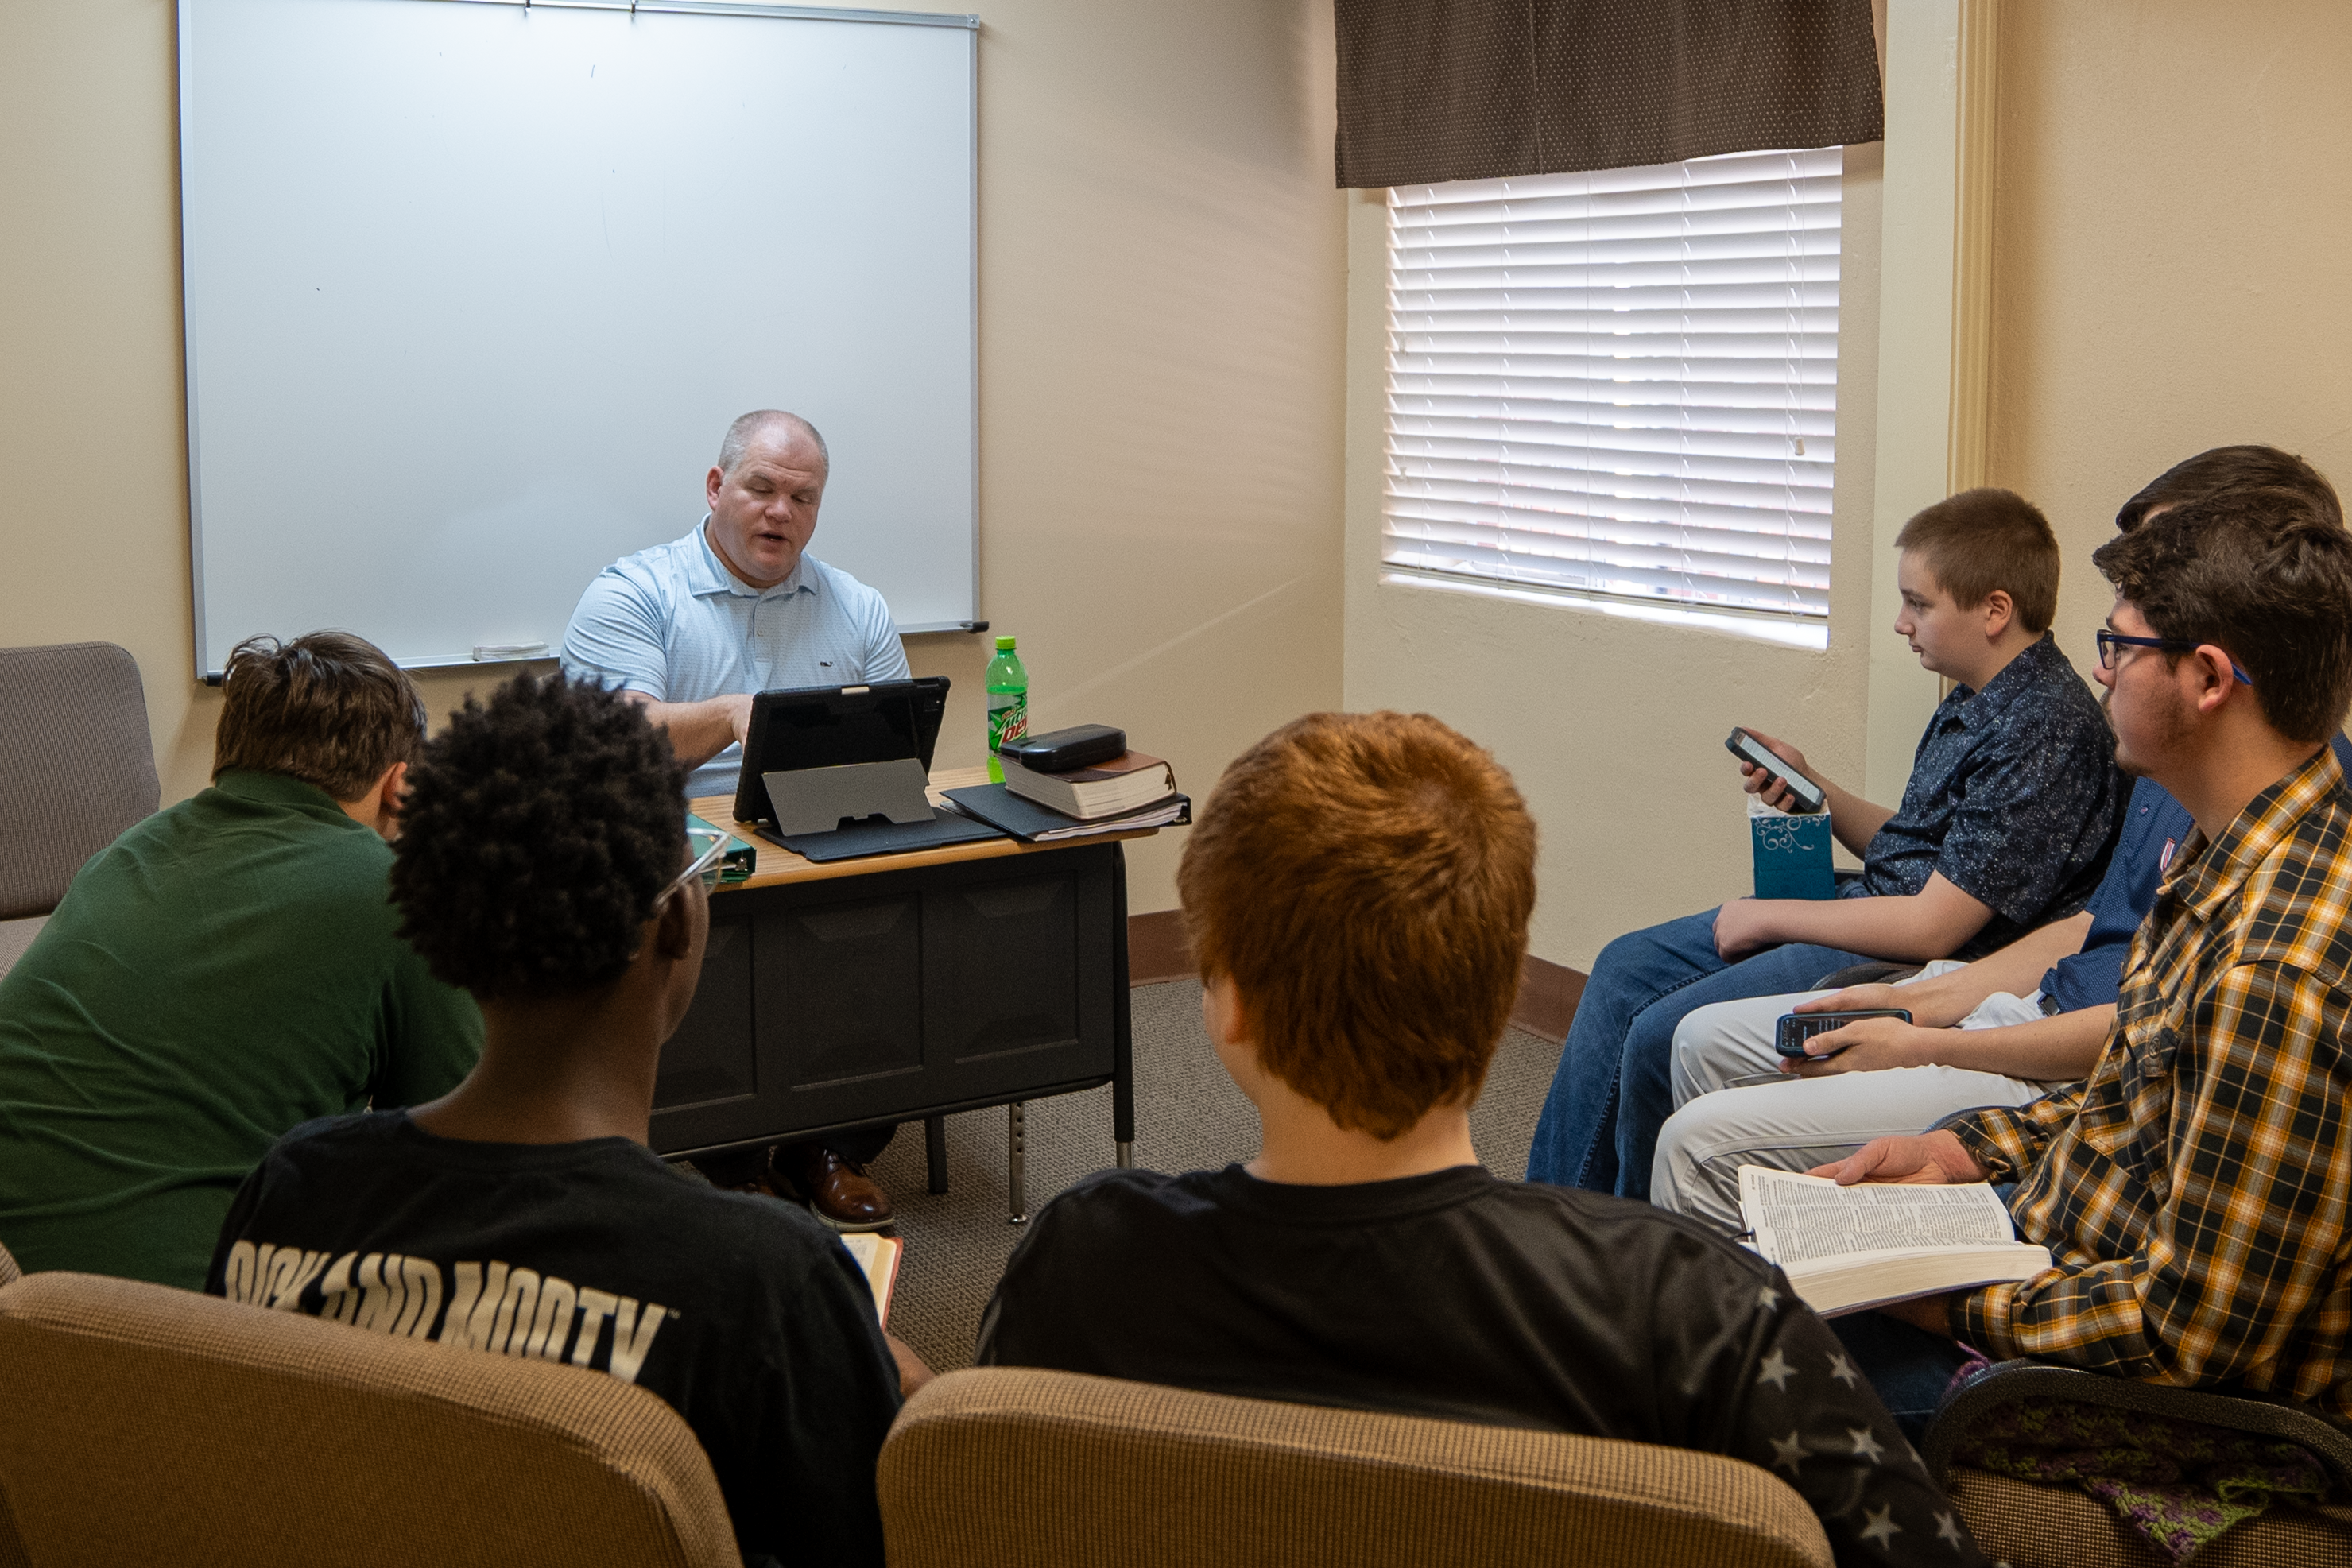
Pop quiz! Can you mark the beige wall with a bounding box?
[0,0,1346,916]
[1342,155,1888,974]
[1343,0,2352,976]
[27,1,2338,947]
[1987,2,2352,681]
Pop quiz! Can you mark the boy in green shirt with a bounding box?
[0,632,481,1288]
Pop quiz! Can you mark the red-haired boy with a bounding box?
[978,711,1987,1568]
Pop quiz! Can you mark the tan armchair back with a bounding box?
[878,1367,1833,1568]
[0,1271,740,1567]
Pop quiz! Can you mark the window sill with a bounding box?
[1377,567,1830,651]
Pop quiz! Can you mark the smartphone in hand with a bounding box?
[1726,728,1827,814]
[1774,1009,1911,1058]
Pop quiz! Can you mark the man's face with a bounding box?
[2095,597,2195,779]
[1891,550,1973,679]
[704,428,827,589]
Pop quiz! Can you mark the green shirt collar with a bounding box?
[211,769,363,824]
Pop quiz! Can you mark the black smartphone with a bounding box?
[1775,1009,1911,1058]
[1726,728,1827,814]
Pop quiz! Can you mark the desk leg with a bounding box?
[1111,843,1136,1171]
[924,1115,948,1195]
[1007,1101,1028,1225]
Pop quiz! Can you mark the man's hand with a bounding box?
[885,1331,936,1399]
[622,691,757,771]
[718,692,755,747]
[1714,898,1779,961]
[1780,1016,1939,1077]
[1808,1130,1987,1187]
[1735,728,1815,812]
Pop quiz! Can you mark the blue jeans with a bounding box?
[1523,909,1866,1198]
[1831,1313,1977,1446]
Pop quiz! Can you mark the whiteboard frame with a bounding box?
[175,0,983,680]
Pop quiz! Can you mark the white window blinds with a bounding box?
[1381,148,1842,628]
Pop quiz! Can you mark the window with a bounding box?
[1381,148,1842,647]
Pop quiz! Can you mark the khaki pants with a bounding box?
[1650,964,2062,1231]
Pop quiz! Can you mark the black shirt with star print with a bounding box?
[978,1164,1990,1568]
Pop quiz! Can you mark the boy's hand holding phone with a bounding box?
[1726,727,1825,815]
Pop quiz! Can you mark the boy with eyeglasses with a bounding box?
[1822,484,2352,1438]
[207,675,919,1568]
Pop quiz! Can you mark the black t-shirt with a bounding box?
[978,1164,1990,1568]
[206,1113,901,1568]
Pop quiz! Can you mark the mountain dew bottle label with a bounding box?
[985,633,1029,784]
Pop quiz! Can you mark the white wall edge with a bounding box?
[1866,0,1997,801]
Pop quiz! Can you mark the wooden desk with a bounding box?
[655,768,1150,1217]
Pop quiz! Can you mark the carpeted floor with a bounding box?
[865,978,1566,1374]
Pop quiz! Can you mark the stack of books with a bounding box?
[943,750,1190,842]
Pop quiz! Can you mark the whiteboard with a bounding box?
[177,0,978,676]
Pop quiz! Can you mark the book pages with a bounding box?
[1742,1167,2016,1266]
[837,1233,903,1326]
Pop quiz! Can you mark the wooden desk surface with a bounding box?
[693,765,1160,891]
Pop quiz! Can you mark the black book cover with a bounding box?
[940,784,1191,842]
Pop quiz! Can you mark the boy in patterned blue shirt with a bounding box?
[1528,488,2123,1202]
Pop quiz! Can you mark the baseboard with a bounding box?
[1512,954,1585,1040]
[1126,909,1193,985]
[1129,912,1585,1039]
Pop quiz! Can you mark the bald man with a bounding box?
[563,408,909,1229]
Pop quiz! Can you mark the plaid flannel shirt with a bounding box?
[1944,744,2352,1414]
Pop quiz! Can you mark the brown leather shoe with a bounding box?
[777,1141,895,1233]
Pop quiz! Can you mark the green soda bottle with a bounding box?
[985,633,1029,783]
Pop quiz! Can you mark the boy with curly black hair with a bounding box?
[204,675,912,1568]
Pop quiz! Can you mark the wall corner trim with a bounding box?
[1866,0,1992,804]
[1947,0,2001,496]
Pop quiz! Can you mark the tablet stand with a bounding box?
[758,761,1005,863]
[763,760,934,836]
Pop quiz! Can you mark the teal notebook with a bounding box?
[1749,800,1834,900]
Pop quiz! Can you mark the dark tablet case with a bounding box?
[756,811,1003,864]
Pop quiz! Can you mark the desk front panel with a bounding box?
[649,842,1118,1156]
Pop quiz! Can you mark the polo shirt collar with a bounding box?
[212,768,361,823]
[691,517,817,602]
[2169,743,2346,920]
[1944,633,2065,732]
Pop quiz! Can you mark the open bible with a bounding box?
[1740,1167,2052,1317]
[837,1233,904,1327]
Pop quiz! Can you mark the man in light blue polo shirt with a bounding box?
[563,408,909,1228]
[564,408,911,802]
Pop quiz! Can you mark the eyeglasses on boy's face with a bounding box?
[2094,629,2254,687]
[658,825,732,908]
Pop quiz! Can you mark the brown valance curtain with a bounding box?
[1335,0,1884,188]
